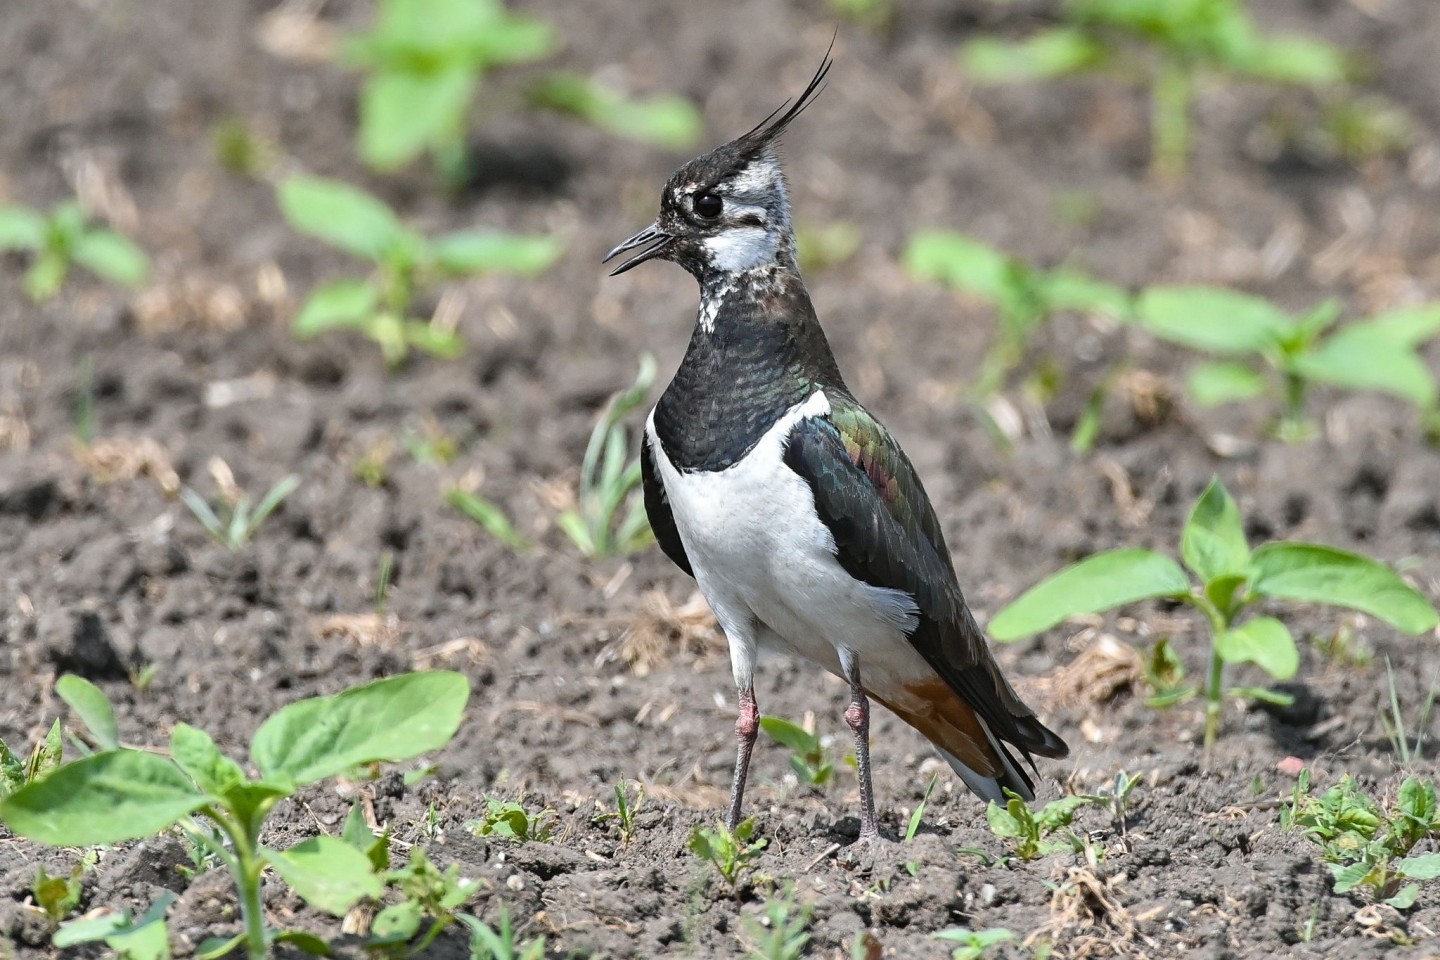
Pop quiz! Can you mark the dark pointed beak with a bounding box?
[603,222,673,276]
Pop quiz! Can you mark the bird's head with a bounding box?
[604,50,831,282]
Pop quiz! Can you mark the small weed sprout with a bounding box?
[447,486,530,551]
[688,818,767,887]
[905,773,939,842]
[992,476,1439,746]
[903,231,1129,401]
[278,175,562,366]
[556,354,656,558]
[759,716,834,790]
[0,720,63,799]
[986,790,1104,861]
[1383,658,1437,767]
[530,74,702,150]
[460,906,546,960]
[961,0,1350,180]
[0,200,148,301]
[181,471,299,551]
[52,891,175,960]
[1,672,470,960]
[933,927,1016,960]
[593,779,645,844]
[1133,289,1440,440]
[32,859,89,927]
[1285,769,1440,909]
[740,884,812,960]
[369,846,481,952]
[467,798,556,843]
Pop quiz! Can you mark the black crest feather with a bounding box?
[733,37,834,156]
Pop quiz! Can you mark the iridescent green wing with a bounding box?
[783,397,1066,760]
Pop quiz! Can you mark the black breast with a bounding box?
[652,274,844,473]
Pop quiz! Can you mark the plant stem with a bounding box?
[1280,370,1307,440]
[1199,602,1230,750]
[205,807,269,960]
[1151,63,1192,183]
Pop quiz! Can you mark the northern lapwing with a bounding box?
[604,50,1068,842]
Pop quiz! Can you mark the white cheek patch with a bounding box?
[703,227,778,272]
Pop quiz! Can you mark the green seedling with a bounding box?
[1141,637,1192,707]
[0,671,470,960]
[530,74,702,149]
[460,907,546,960]
[447,487,530,551]
[740,884,812,960]
[0,200,148,301]
[593,779,645,845]
[986,790,1103,860]
[933,927,1016,960]
[1101,770,1142,841]
[54,891,175,960]
[1383,658,1437,767]
[0,720,62,799]
[1132,288,1440,439]
[278,175,562,366]
[212,118,277,178]
[1285,769,1440,909]
[181,474,300,550]
[992,476,1439,746]
[688,818,767,887]
[369,846,481,952]
[467,798,556,843]
[56,675,120,752]
[759,716,834,789]
[33,858,90,927]
[903,231,1129,399]
[343,0,552,180]
[905,773,939,842]
[961,0,1350,180]
[556,354,656,558]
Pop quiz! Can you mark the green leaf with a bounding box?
[1251,543,1439,633]
[24,251,68,301]
[531,73,703,149]
[71,229,149,287]
[251,672,469,785]
[56,892,176,957]
[1398,853,1440,880]
[1358,304,1440,347]
[0,751,205,846]
[1385,883,1421,910]
[1214,617,1298,679]
[446,488,529,549]
[1293,329,1436,409]
[358,68,473,171]
[170,723,245,796]
[984,801,1023,838]
[961,29,1105,83]
[294,281,379,337]
[274,931,332,957]
[1186,360,1268,407]
[55,674,119,750]
[1244,36,1349,85]
[194,934,246,960]
[430,230,563,277]
[1134,286,1289,355]
[902,231,1019,304]
[1039,269,1131,319]
[370,901,423,943]
[1229,686,1295,706]
[758,717,819,754]
[0,204,47,250]
[278,176,405,262]
[266,836,384,916]
[402,321,465,359]
[989,549,1191,640]
[1181,477,1250,583]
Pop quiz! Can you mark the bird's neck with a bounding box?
[652,266,847,473]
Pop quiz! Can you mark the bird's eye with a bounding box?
[693,193,723,219]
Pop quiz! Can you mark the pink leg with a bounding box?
[726,687,759,830]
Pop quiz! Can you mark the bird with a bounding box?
[603,49,1068,842]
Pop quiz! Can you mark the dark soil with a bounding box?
[2,0,1440,957]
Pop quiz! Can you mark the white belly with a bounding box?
[647,391,924,689]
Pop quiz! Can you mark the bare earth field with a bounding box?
[2,0,1440,957]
